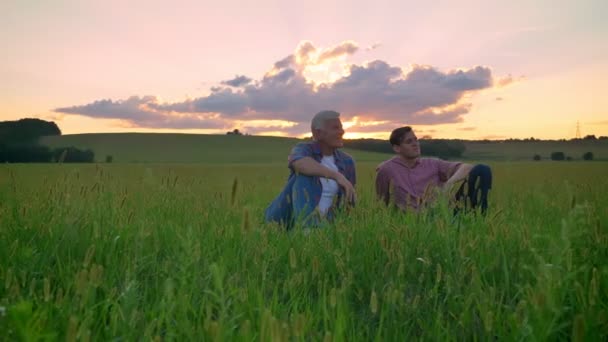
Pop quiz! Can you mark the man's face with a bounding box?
[393,131,420,158]
[315,118,345,148]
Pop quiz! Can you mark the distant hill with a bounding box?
[39,133,608,163]
[345,138,608,161]
[39,133,390,163]
[463,140,608,161]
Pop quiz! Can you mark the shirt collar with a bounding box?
[391,156,420,169]
[311,141,340,160]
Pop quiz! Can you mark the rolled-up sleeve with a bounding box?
[288,143,313,170]
[436,159,462,182]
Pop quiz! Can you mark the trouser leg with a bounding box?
[454,164,493,215]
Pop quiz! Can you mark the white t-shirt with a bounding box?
[318,156,339,216]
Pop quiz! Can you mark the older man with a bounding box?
[265,110,356,228]
[375,126,492,213]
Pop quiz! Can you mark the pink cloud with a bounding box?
[55,40,510,136]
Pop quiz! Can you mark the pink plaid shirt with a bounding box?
[375,156,461,210]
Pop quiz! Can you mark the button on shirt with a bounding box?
[375,156,461,210]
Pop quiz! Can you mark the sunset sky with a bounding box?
[2,0,607,140]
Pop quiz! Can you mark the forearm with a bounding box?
[292,157,339,179]
[445,163,474,187]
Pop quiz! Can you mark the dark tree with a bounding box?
[0,118,95,163]
[227,129,243,135]
[0,118,61,144]
[419,140,466,159]
[583,152,594,161]
[52,147,95,163]
[551,152,565,161]
[343,138,466,159]
[0,143,52,163]
[533,154,541,161]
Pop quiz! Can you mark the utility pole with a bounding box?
[575,121,581,139]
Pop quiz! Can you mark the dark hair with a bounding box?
[389,126,413,146]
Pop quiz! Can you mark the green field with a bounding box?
[1,160,607,340]
[39,133,390,164]
[40,133,608,163]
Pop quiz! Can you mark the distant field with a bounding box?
[463,140,608,161]
[40,133,608,163]
[40,133,391,164]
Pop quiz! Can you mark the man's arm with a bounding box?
[292,157,336,178]
[443,163,474,190]
[292,157,356,203]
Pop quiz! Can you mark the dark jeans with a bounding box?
[454,164,492,215]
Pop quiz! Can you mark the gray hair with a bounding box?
[311,110,340,131]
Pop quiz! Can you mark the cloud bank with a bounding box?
[55,40,511,136]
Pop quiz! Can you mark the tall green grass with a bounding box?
[0,162,607,340]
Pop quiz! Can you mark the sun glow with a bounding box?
[301,58,350,87]
[254,130,291,137]
[235,119,298,129]
[343,131,388,139]
[342,116,391,129]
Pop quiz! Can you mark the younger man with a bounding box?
[375,126,492,213]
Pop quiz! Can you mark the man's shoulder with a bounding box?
[290,141,317,155]
[292,141,314,149]
[376,157,399,173]
[288,142,319,165]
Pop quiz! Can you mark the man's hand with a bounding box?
[292,157,357,204]
[330,171,356,204]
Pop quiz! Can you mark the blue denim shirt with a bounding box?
[264,142,356,228]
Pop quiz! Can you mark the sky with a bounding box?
[2,0,607,140]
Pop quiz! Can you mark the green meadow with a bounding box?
[39,134,390,164]
[1,135,607,340]
[39,133,608,162]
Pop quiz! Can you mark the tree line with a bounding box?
[532,151,595,161]
[0,118,94,163]
[343,138,466,159]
